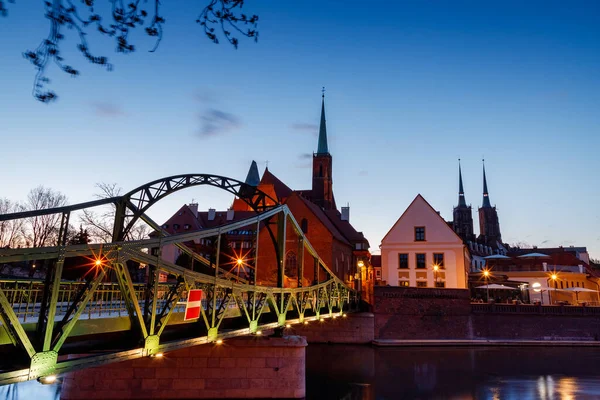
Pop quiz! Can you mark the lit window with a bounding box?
[398,254,409,269]
[376,270,381,278]
[399,281,409,287]
[414,227,426,241]
[184,224,190,230]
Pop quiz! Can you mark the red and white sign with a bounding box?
[184,289,203,321]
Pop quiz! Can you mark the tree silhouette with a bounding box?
[1,1,258,102]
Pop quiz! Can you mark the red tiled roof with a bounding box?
[261,168,293,201]
[294,194,350,245]
[323,209,368,245]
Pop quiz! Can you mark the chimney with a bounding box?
[341,206,350,222]
[208,208,216,221]
[227,209,235,221]
[542,262,547,271]
[188,203,198,218]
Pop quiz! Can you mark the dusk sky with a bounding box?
[1,1,599,258]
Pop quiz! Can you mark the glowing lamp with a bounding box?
[216,339,223,345]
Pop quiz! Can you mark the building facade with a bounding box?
[380,195,470,289]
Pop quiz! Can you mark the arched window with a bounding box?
[301,218,308,234]
[319,164,323,177]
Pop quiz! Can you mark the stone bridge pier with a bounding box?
[61,336,307,399]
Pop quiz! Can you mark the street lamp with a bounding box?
[548,273,558,305]
[433,264,439,286]
[483,269,491,302]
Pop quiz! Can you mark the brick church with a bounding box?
[156,94,373,301]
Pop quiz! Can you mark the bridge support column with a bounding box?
[61,336,307,399]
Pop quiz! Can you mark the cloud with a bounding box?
[291,123,318,135]
[298,153,312,160]
[541,240,550,245]
[91,102,126,117]
[199,108,241,137]
[194,88,218,104]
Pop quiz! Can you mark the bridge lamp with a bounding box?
[150,352,164,358]
[256,330,262,336]
[342,314,347,318]
[38,375,57,384]
[303,321,309,325]
[95,259,103,267]
[357,260,364,268]
[237,258,244,266]
[551,274,558,281]
[216,339,223,345]
[285,324,291,329]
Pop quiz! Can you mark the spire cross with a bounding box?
[322,86,325,98]
[265,160,269,169]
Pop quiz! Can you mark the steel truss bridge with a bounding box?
[0,174,358,385]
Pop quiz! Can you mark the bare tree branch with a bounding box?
[1,1,259,102]
[22,186,68,247]
[0,198,25,248]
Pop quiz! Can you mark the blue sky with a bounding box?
[1,1,599,258]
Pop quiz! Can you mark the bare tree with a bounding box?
[1,1,259,102]
[22,186,68,247]
[0,198,25,248]
[80,182,150,242]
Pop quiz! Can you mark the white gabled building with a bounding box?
[380,194,470,289]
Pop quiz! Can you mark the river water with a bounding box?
[2,345,600,399]
[306,345,600,400]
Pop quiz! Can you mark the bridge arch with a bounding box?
[114,173,278,240]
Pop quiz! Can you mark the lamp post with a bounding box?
[357,260,365,291]
[433,264,439,287]
[483,269,491,302]
[548,273,558,305]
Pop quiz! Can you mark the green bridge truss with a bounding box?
[0,174,359,385]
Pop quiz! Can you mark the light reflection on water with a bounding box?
[305,345,600,400]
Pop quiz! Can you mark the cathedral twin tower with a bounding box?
[452,161,502,248]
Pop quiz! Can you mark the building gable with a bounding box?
[381,194,464,245]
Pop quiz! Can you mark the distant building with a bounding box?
[380,194,470,289]
[450,161,508,272]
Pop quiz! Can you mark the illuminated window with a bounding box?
[416,254,426,269]
[398,254,409,269]
[184,224,190,230]
[414,227,426,241]
[399,281,409,287]
[416,281,427,287]
[376,270,381,279]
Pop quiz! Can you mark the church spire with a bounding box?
[482,159,491,208]
[316,88,329,155]
[458,159,467,207]
[244,160,260,187]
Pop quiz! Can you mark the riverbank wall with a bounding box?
[374,287,600,342]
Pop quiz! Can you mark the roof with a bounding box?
[380,194,465,245]
[261,168,293,201]
[196,210,257,229]
[323,209,369,246]
[293,194,350,245]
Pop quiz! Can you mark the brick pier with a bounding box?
[61,336,307,399]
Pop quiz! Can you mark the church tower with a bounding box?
[478,161,502,246]
[452,160,475,242]
[312,91,335,210]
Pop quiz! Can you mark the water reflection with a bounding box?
[0,380,60,400]
[306,345,600,400]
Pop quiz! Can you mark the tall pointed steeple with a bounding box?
[316,88,329,155]
[244,160,260,187]
[458,159,467,207]
[482,160,491,208]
